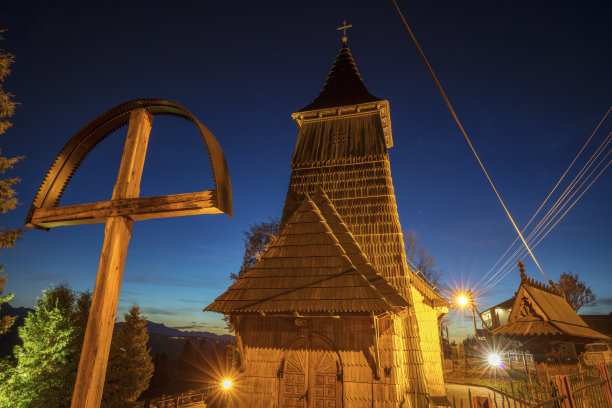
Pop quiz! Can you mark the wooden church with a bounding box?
[206,34,449,407]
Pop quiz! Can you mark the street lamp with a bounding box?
[457,294,469,308]
[455,290,490,341]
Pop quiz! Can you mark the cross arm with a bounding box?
[27,190,221,229]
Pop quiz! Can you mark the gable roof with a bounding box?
[491,271,609,341]
[299,44,381,112]
[205,194,407,315]
[312,190,408,308]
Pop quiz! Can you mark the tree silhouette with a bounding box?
[557,271,596,312]
[403,230,442,288]
[102,305,153,408]
[0,30,25,338]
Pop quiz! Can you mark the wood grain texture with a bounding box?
[29,190,219,228]
[71,216,134,407]
[71,109,151,408]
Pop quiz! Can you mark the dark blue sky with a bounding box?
[1,1,610,337]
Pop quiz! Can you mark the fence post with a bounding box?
[598,363,612,407]
[473,396,492,408]
[554,375,576,408]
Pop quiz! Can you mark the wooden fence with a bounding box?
[146,387,212,408]
[448,364,612,408]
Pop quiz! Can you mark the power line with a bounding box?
[481,130,612,291]
[391,0,549,282]
[475,107,611,289]
[482,133,612,291]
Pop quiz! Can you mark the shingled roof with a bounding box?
[491,270,609,341]
[299,44,381,112]
[205,193,407,314]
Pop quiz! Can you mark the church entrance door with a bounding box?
[280,338,341,408]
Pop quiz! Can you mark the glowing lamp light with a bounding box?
[457,294,469,308]
[222,379,232,390]
[487,353,502,368]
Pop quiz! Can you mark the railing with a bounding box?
[448,364,612,408]
[146,387,213,408]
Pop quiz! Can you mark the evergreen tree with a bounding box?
[176,338,200,388]
[0,30,25,339]
[0,275,14,337]
[102,305,153,408]
[0,284,89,408]
[155,352,170,390]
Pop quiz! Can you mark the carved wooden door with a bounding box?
[280,348,340,408]
[281,349,307,407]
[310,349,338,408]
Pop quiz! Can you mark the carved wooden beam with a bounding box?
[28,190,220,228]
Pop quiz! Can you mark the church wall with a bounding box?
[410,287,446,397]
[232,314,430,408]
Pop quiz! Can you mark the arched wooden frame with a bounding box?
[277,333,343,408]
[279,333,344,377]
[26,99,232,229]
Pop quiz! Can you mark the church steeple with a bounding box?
[299,44,381,112]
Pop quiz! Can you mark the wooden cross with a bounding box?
[26,100,232,408]
[337,20,352,44]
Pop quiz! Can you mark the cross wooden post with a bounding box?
[70,109,152,408]
[26,99,232,408]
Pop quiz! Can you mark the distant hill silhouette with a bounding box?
[136,320,234,341]
[1,302,233,359]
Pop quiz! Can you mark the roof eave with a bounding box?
[291,100,393,148]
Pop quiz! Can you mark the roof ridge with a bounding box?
[205,193,398,314]
[518,261,564,297]
[311,188,408,309]
[306,194,396,310]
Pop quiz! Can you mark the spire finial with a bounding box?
[337,20,352,45]
[518,261,526,281]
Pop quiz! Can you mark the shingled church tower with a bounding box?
[207,35,449,407]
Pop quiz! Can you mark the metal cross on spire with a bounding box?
[337,20,352,44]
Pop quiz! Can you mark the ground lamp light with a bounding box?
[487,352,503,369]
[222,378,232,408]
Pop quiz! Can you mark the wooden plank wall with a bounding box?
[235,315,407,407]
[235,314,439,407]
[411,287,446,397]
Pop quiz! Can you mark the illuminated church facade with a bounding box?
[207,36,449,407]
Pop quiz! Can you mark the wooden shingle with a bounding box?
[205,195,403,314]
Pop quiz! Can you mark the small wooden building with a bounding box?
[491,262,609,383]
[206,40,448,407]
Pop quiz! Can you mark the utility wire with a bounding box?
[481,133,611,291]
[483,136,612,291]
[391,0,549,282]
[475,107,611,289]
[485,153,611,291]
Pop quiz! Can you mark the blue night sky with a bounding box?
[1,1,610,339]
